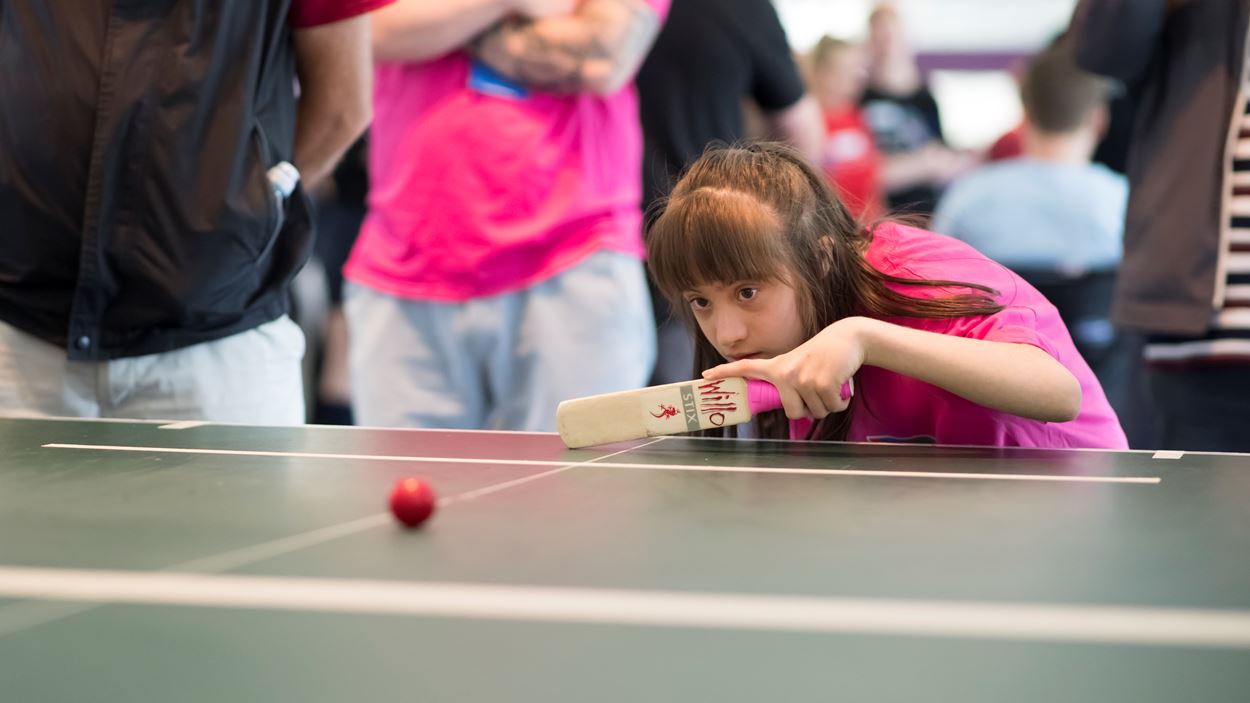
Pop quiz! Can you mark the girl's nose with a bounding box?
[714,309,749,349]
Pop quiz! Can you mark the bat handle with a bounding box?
[745,378,854,414]
[746,379,782,413]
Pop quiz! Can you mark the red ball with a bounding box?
[389,477,437,528]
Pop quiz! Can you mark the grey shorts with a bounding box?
[346,250,656,431]
[0,316,306,425]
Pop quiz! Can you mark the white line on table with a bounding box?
[158,421,210,430]
[1152,451,1185,460]
[0,440,663,638]
[43,443,1161,485]
[0,566,1246,648]
[172,439,665,575]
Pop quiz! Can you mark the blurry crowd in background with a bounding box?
[304,0,1146,440]
[9,0,1238,453]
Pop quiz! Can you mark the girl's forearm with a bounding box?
[849,316,1082,422]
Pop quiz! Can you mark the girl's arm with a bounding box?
[705,316,1082,423]
[854,316,1081,422]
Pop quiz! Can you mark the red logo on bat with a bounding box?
[650,404,679,419]
[698,379,740,426]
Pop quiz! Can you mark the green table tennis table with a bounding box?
[1,417,1248,701]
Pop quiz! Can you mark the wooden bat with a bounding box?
[556,377,853,448]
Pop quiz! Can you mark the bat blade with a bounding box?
[556,377,761,448]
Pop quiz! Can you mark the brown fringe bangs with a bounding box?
[647,188,794,305]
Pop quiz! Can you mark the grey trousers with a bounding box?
[0,316,306,425]
[346,251,656,431]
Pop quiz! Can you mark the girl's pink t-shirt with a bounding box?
[792,223,1128,449]
[344,0,670,301]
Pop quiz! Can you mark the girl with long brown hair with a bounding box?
[647,142,1125,447]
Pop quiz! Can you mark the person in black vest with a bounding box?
[0,0,390,424]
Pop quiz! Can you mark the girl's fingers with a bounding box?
[776,385,810,420]
[703,358,771,382]
[798,386,831,419]
[821,385,851,414]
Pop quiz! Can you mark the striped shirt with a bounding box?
[1143,51,1250,365]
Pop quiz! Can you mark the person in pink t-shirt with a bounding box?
[647,142,1127,448]
[344,0,670,430]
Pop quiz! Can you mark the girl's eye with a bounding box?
[687,297,710,310]
[738,287,759,301]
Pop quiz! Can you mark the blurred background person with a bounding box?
[0,2,384,423]
[345,0,667,430]
[861,2,976,218]
[984,31,1136,175]
[807,35,884,220]
[1070,0,1250,452]
[931,44,1128,400]
[303,136,371,425]
[636,0,822,385]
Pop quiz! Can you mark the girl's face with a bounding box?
[683,279,808,362]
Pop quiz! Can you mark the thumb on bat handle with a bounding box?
[745,378,853,414]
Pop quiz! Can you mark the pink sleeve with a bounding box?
[953,306,1060,359]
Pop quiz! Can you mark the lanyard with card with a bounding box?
[468,59,529,101]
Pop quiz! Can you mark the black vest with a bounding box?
[0,0,312,359]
